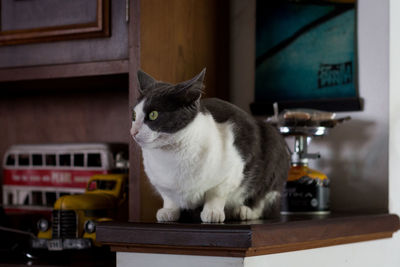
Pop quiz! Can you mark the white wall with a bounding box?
[244,237,400,267]
[118,253,244,267]
[313,0,389,213]
[390,0,400,214]
[230,0,389,213]
[388,0,400,263]
[118,240,400,267]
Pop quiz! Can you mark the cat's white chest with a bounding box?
[142,144,214,209]
[141,113,245,209]
[142,149,183,189]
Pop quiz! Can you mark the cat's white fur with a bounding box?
[131,99,278,222]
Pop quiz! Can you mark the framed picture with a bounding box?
[252,0,362,115]
[0,0,110,46]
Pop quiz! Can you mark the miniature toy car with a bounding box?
[32,173,128,250]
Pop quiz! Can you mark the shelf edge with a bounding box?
[0,59,129,82]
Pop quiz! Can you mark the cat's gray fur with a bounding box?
[133,69,290,221]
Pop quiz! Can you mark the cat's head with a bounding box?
[130,69,206,148]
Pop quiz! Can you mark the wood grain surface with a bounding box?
[128,0,142,222]
[97,213,400,257]
[130,0,230,221]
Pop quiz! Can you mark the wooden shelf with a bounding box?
[97,213,400,257]
[0,59,128,82]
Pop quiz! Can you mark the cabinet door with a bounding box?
[0,0,128,68]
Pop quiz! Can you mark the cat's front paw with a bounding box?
[156,208,180,222]
[200,207,225,223]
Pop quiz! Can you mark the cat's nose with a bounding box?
[130,128,139,137]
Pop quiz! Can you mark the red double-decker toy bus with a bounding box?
[2,143,128,217]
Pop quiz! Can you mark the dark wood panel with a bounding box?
[108,232,393,257]
[128,0,142,222]
[246,232,393,256]
[133,0,230,222]
[1,0,97,31]
[0,60,128,82]
[139,0,229,99]
[0,0,110,46]
[97,213,400,257]
[0,74,128,91]
[251,213,398,247]
[98,221,252,248]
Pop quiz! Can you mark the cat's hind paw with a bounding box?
[235,205,261,221]
[200,207,225,223]
[156,208,180,222]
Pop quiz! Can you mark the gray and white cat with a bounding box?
[130,69,290,223]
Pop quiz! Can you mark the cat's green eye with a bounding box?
[149,110,159,121]
[132,110,136,121]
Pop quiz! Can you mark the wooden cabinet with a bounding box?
[0,0,110,46]
[0,0,128,68]
[0,0,229,223]
[129,0,229,221]
[0,0,131,211]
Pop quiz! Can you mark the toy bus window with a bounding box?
[23,194,30,205]
[32,154,43,166]
[32,191,43,206]
[6,154,16,166]
[18,154,30,166]
[87,153,102,167]
[74,153,84,167]
[59,154,71,166]
[45,154,56,166]
[8,192,13,205]
[45,192,56,206]
[59,192,70,197]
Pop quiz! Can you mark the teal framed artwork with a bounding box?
[252,0,362,115]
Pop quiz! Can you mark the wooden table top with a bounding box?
[97,213,400,257]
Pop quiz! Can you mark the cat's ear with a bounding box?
[137,70,156,95]
[176,68,206,103]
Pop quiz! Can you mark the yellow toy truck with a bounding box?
[32,173,128,250]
